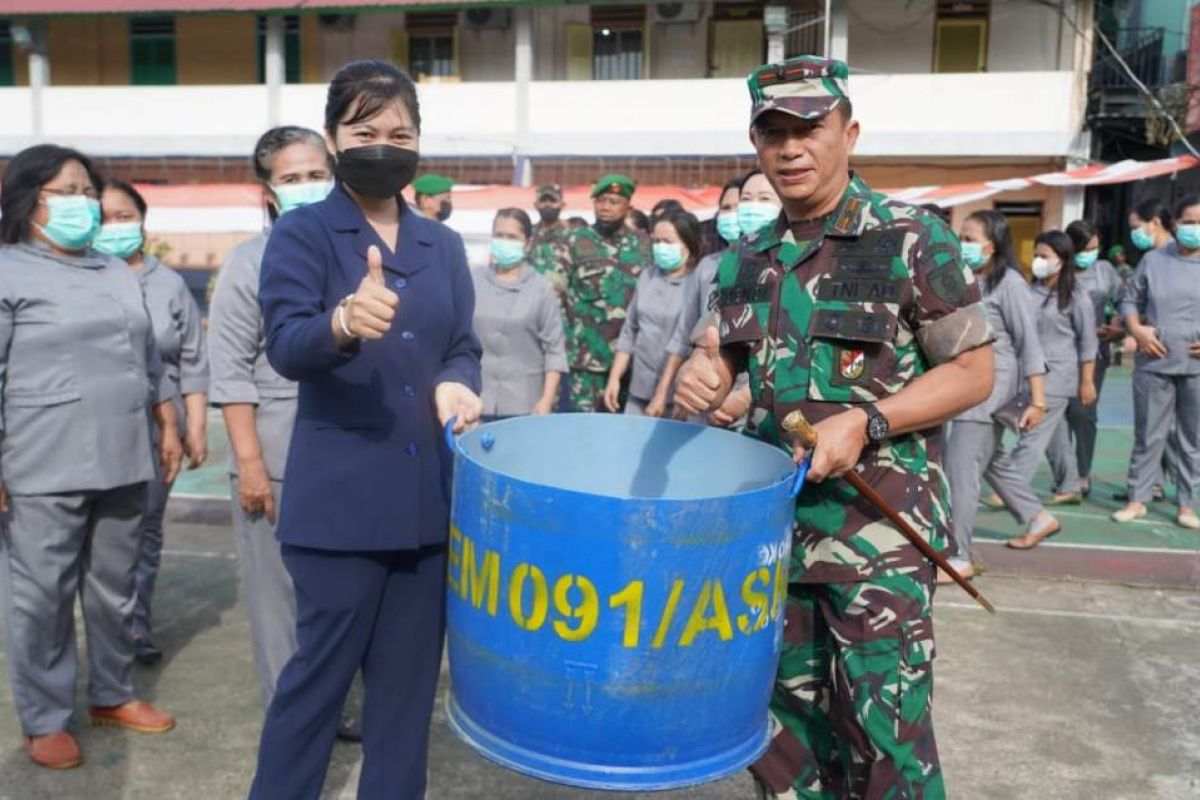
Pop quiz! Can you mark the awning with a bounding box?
[0,0,537,13]
[888,155,1200,208]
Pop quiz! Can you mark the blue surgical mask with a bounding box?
[1074,249,1099,269]
[716,212,741,244]
[652,242,686,272]
[961,241,987,270]
[37,194,101,251]
[92,222,144,260]
[1176,223,1200,250]
[1131,226,1155,251]
[490,237,525,269]
[737,201,780,237]
[273,181,333,215]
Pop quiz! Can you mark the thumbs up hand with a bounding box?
[341,245,400,341]
[674,326,731,415]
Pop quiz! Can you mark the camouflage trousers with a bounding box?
[568,370,609,413]
[750,570,943,800]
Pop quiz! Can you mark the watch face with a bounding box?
[868,414,889,442]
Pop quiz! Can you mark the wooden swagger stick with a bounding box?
[781,410,996,614]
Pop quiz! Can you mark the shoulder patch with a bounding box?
[927,260,967,305]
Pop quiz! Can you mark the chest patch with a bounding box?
[815,278,904,303]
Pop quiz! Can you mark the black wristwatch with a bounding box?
[863,403,890,444]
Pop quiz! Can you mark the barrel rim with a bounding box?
[452,414,797,504]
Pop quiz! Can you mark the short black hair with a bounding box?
[654,208,704,269]
[651,198,684,217]
[1065,219,1098,255]
[103,178,147,219]
[494,207,532,240]
[325,60,422,135]
[1133,197,1173,234]
[1173,193,1200,220]
[965,209,1018,294]
[0,144,103,245]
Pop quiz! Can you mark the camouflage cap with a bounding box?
[748,56,850,125]
[591,173,636,199]
[537,183,563,202]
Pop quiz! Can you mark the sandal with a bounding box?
[1048,492,1082,506]
[1177,508,1200,530]
[1006,513,1061,550]
[981,492,1006,510]
[937,564,975,584]
[1112,503,1148,523]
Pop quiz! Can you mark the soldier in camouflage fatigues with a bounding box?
[679,57,994,799]
[529,183,571,295]
[556,174,651,412]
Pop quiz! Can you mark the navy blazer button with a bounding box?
[403,385,415,397]
[394,277,407,289]
[401,330,415,341]
[405,443,419,456]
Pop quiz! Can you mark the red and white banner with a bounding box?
[137,155,1200,236]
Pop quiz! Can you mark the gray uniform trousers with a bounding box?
[1127,370,1200,507]
[947,420,1045,565]
[0,482,147,734]
[1010,396,1078,493]
[132,396,184,639]
[1047,352,1109,489]
[231,478,297,707]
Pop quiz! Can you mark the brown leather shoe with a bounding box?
[89,700,175,733]
[25,731,83,769]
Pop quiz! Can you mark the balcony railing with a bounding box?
[1091,27,1166,90]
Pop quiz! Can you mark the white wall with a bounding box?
[0,72,1085,160]
[846,0,1085,74]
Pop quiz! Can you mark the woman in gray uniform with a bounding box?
[472,208,566,420]
[207,127,332,708]
[944,210,1048,578]
[1006,230,1098,549]
[0,144,182,769]
[606,209,701,416]
[1044,220,1123,502]
[95,179,209,664]
[1112,194,1200,530]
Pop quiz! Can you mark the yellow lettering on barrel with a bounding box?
[770,549,788,620]
[460,536,500,616]
[552,574,599,642]
[608,580,644,648]
[678,579,734,646]
[651,579,686,649]
[447,526,462,596]
[737,568,772,635]
[508,562,549,631]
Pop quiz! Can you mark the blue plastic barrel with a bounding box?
[444,414,802,791]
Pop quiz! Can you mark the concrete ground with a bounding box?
[0,519,1196,799]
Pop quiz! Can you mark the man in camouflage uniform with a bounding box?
[557,174,651,412]
[529,183,570,295]
[675,57,995,799]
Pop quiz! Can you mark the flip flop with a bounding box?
[1047,492,1082,506]
[1006,515,1061,550]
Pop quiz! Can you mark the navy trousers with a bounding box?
[249,544,447,800]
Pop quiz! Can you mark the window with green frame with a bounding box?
[0,21,14,87]
[130,16,177,85]
[257,15,301,84]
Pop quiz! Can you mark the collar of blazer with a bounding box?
[326,180,434,279]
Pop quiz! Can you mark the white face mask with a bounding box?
[1031,255,1061,280]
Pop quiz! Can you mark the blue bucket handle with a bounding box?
[790,458,810,498]
[444,416,467,456]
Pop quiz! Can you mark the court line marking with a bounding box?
[937,601,1200,628]
[162,548,237,561]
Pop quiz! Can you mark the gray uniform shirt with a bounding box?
[957,267,1045,423]
[1029,281,1098,398]
[207,233,298,479]
[1120,241,1200,376]
[137,255,209,406]
[616,266,688,401]
[667,251,721,358]
[471,264,567,417]
[0,241,172,494]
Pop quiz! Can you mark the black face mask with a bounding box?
[538,206,562,224]
[436,200,453,222]
[593,218,623,238]
[334,145,419,199]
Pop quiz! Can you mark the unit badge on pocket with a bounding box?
[839,348,866,380]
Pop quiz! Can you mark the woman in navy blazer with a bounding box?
[249,61,482,800]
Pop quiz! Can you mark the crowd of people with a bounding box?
[0,52,1197,800]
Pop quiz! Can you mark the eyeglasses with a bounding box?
[41,186,99,200]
